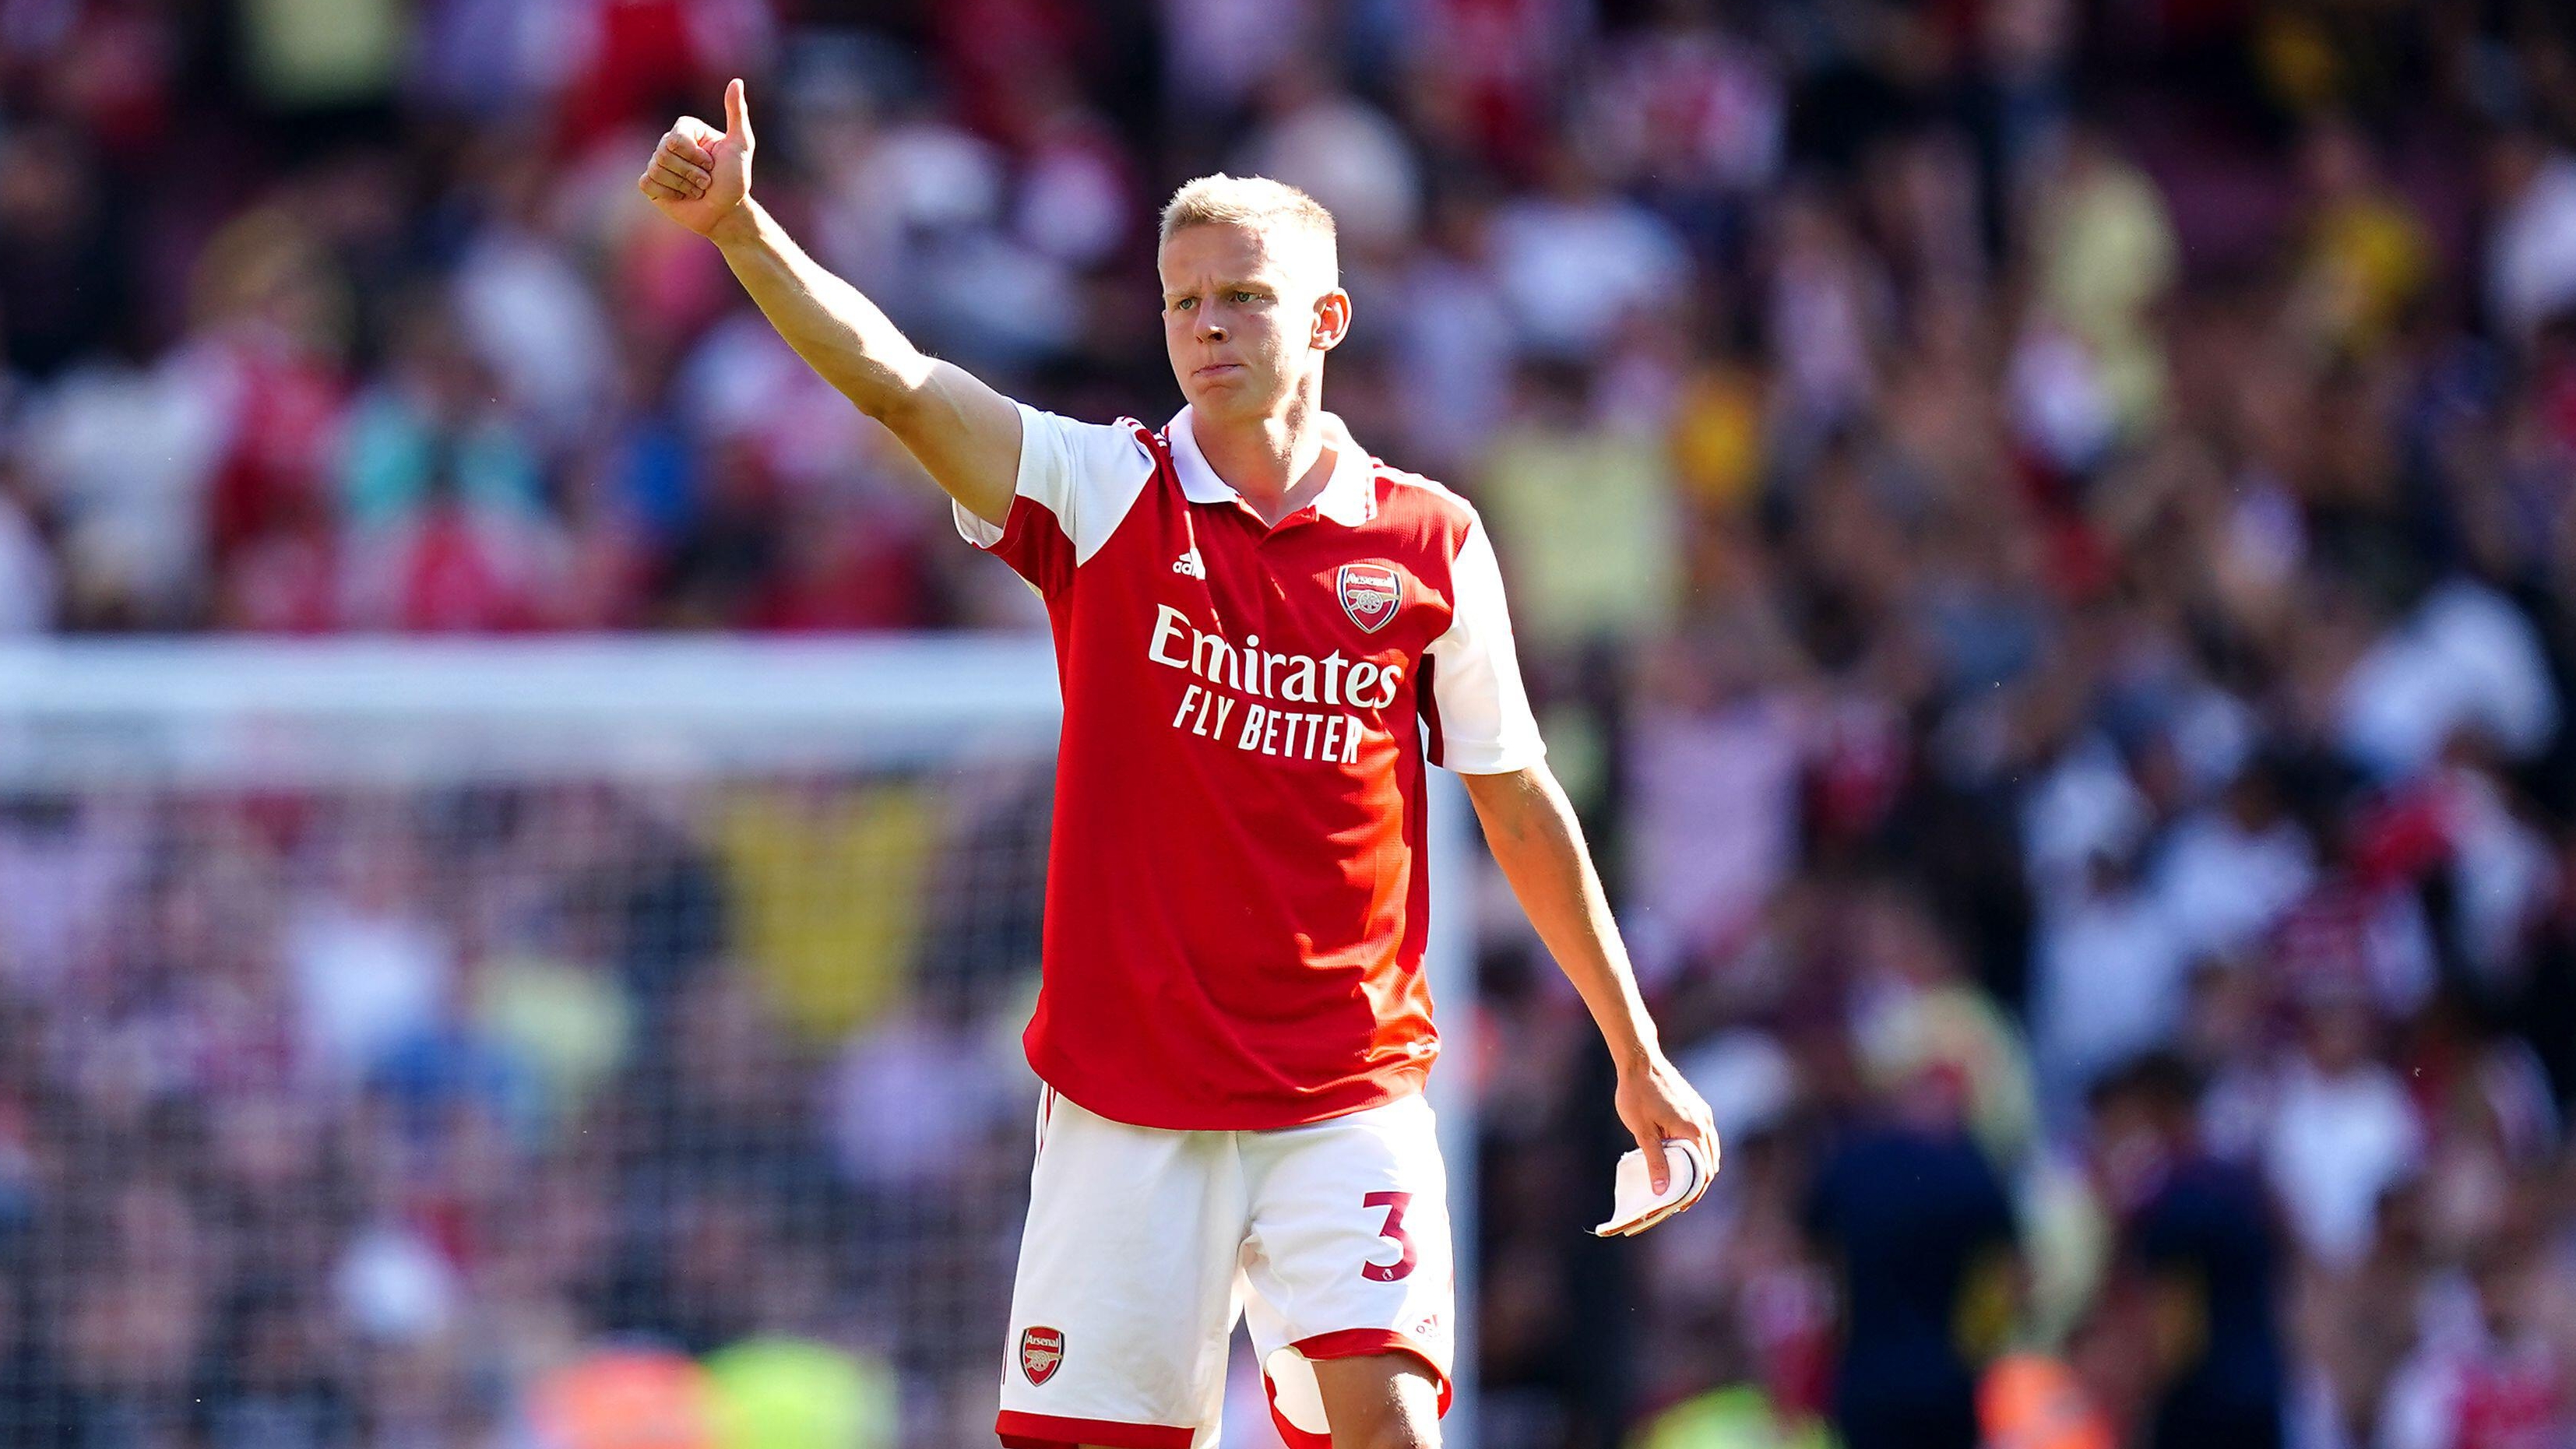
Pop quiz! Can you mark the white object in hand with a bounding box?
[1592,1138,1715,1236]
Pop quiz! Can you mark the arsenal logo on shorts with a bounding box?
[1019,1326,1064,1386]
[1338,562,1403,634]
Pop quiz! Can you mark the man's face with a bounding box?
[1159,221,1347,423]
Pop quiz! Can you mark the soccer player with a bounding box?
[639,80,1717,1449]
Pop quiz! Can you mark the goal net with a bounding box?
[0,638,1478,1449]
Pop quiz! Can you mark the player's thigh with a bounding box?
[1238,1094,1455,1443]
[998,1088,1244,1443]
[1311,1352,1441,1449]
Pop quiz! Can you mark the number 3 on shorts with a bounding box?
[1361,1191,1417,1282]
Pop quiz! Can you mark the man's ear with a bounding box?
[1314,289,1353,352]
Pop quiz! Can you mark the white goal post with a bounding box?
[0,636,1480,1447]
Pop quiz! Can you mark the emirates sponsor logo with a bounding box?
[1145,605,1402,710]
[1145,604,1404,764]
[1338,562,1403,634]
[1019,1326,1064,1386]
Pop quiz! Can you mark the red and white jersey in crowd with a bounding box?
[955,403,1543,1131]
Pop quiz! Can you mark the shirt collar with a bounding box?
[1165,406,1378,526]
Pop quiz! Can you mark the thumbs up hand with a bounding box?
[639,77,757,240]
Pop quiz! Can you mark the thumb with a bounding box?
[723,77,753,147]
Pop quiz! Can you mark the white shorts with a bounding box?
[994,1086,1455,1449]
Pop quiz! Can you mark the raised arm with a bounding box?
[638,79,1021,526]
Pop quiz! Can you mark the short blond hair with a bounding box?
[1158,174,1339,288]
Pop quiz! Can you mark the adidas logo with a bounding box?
[1171,549,1205,579]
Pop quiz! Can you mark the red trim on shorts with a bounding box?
[1262,1328,1455,1446]
[1262,1394,1335,1449]
[995,1409,1195,1449]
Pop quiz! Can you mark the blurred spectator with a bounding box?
[2089,1053,2285,1449]
[1490,147,1691,362]
[1622,631,1807,987]
[1477,358,1685,659]
[1237,62,1422,255]
[2262,985,2423,1270]
[2486,123,2576,346]
[1802,1061,2020,1449]
[2290,118,2431,355]
[2027,119,2177,443]
[286,818,452,1080]
[2032,829,2193,1110]
[2377,1212,2574,1449]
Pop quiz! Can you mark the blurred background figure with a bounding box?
[2086,1053,2284,1449]
[1802,1050,2020,1449]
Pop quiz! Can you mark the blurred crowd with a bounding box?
[0,775,1060,1447]
[6,0,2576,1447]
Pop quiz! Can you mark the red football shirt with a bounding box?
[956,405,1544,1130]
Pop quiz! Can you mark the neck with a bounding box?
[1193,380,1333,526]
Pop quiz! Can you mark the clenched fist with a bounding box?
[639,77,755,239]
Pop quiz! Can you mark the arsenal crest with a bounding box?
[1019,1326,1064,1385]
[1338,562,1403,634]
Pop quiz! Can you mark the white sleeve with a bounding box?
[952,403,1155,566]
[1425,520,1546,774]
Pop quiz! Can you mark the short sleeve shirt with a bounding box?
[955,403,1543,1129]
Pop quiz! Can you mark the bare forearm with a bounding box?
[1462,763,1717,1191]
[1465,767,1659,1067]
[709,199,933,417]
[702,198,1018,519]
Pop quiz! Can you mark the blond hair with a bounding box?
[1157,174,1340,288]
